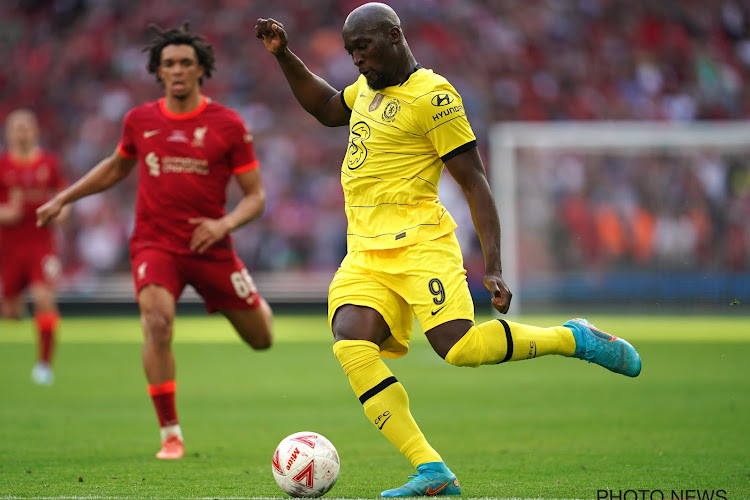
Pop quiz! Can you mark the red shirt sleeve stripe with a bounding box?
[232,159,259,174]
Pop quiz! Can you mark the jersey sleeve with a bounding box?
[117,109,138,158]
[226,114,259,174]
[415,87,477,162]
[341,77,363,111]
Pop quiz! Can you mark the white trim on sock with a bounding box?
[160,424,183,441]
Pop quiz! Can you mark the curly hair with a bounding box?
[143,22,215,86]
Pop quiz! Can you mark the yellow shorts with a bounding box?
[328,231,475,358]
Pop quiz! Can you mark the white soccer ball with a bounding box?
[271,431,340,498]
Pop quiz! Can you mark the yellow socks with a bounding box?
[445,319,576,367]
[332,340,441,467]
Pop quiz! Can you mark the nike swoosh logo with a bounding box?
[425,482,449,495]
[143,129,161,138]
[377,415,391,430]
[431,305,446,316]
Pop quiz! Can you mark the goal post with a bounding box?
[489,121,750,313]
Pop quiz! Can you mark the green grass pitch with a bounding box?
[1,312,748,499]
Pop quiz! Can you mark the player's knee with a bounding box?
[444,327,483,367]
[141,309,173,346]
[249,329,273,350]
[444,347,482,367]
[254,339,272,350]
[332,339,380,375]
[240,301,273,350]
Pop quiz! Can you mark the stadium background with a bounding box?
[2,3,749,499]
[2,0,749,312]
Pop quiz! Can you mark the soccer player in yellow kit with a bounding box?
[256,3,641,497]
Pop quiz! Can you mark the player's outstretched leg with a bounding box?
[564,318,642,377]
[442,317,640,377]
[381,461,461,497]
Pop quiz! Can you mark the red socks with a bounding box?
[148,380,178,427]
[34,311,59,364]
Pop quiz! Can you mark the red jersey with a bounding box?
[118,97,259,259]
[0,150,65,253]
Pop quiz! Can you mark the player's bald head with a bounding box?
[342,2,416,90]
[343,2,401,35]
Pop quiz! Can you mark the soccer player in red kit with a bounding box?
[37,23,274,459]
[0,109,67,386]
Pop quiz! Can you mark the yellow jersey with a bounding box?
[340,67,477,251]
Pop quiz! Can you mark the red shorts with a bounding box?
[130,247,261,313]
[0,242,60,299]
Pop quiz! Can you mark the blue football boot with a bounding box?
[381,461,461,497]
[564,318,642,377]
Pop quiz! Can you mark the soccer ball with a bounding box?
[271,431,340,498]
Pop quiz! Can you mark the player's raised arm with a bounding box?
[36,149,137,227]
[444,147,512,314]
[255,18,350,127]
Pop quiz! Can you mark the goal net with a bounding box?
[489,121,750,313]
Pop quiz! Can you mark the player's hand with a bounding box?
[484,271,512,314]
[36,196,64,227]
[189,217,231,254]
[255,18,288,55]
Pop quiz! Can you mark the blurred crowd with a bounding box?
[516,149,750,277]
[2,0,750,290]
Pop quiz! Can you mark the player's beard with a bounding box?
[366,70,392,90]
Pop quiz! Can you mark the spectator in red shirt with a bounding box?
[36,23,274,460]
